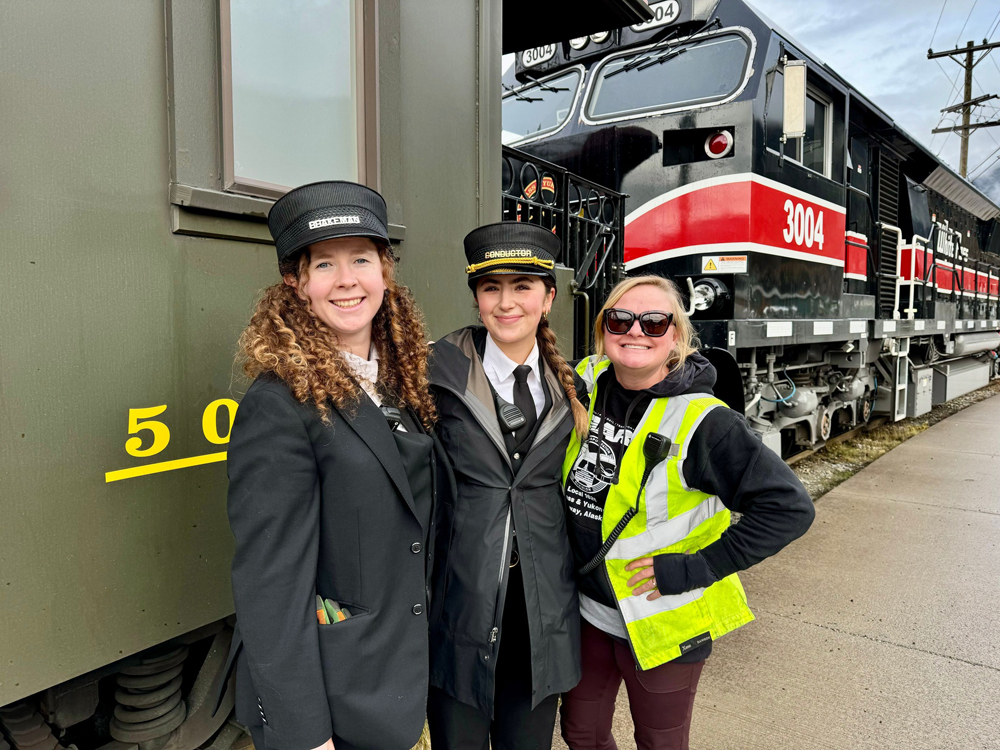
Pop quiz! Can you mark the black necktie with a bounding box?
[513,364,537,447]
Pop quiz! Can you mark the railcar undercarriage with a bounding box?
[733,335,998,458]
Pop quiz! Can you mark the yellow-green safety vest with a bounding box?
[562,356,755,670]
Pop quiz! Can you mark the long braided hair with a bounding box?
[537,278,590,439]
[238,243,436,429]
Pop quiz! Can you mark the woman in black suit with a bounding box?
[222,182,444,750]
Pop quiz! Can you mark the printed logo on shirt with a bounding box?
[569,440,617,494]
[566,416,634,524]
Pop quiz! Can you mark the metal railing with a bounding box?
[501,145,626,358]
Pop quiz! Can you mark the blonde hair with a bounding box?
[594,275,700,372]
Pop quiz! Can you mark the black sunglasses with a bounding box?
[603,308,674,337]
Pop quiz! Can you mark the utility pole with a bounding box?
[928,39,1000,178]
[960,41,973,176]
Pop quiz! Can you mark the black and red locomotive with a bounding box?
[503,0,1000,457]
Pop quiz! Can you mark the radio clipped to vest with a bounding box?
[578,432,672,576]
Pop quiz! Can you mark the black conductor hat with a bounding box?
[464,221,561,289]
[267,180,389,267]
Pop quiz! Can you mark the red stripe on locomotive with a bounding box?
[845,234,868,279]
[624,177,846,265]
[900,246,932,283]
[963,267,976,294]
[624,181,751,261]
[936,261,954,291]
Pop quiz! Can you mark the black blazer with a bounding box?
[223,373,445,750]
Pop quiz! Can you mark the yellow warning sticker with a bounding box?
[702,255,747,273]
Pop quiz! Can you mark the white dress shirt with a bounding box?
[482,334,546,418]
[342,345,408,432]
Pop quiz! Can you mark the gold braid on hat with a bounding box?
[466,257,555,275]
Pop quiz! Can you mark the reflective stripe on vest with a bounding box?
[563,356,755,670]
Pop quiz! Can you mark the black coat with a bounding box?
[427,326,581,716]
[223,374,447,750]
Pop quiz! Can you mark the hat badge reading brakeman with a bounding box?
[308,214,362,230]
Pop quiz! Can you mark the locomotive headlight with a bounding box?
[569,36,589,50]
[692,278,728,312]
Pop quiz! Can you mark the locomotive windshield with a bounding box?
[502,68,582,144]
[585,32,751,121]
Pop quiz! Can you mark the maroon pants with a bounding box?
[560,621,704,750]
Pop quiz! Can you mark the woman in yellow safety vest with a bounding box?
[559,275,815,750]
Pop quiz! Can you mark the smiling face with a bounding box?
[603,284,678,389]
[285,236,385,357]
[475,274,555,364]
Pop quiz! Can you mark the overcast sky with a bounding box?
[503,0,1000,202]
[748,0,1000,201]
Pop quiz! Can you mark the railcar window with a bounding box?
[585,34,750,121]
[221,0,366,196]
[502,70,583,144]
[766,72,832,178]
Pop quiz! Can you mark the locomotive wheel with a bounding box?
[861,391,875,423]
[993,356,1000,380]
[819,408,833,442]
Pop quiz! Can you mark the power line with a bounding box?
[930,0,949,49]
[971,161,999,185]
[955,0,979,45]
[970,155,1000,183]
[970,69,1000,148]
[931,58,965,125]
[968,144,1000,179]
[929,58,968,152]
[988,8,1000,38]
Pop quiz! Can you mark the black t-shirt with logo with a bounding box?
[565,376,653,608]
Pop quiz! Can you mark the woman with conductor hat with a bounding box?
[220,181,448,750]
[426,221,589,750]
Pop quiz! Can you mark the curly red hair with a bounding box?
[238,244,436,429]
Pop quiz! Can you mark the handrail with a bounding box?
[878,222,904,319]
[922,261,963,305]
[907,233,932,320]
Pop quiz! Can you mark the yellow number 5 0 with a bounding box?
[125,405,171,457]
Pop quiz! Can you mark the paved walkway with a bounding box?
[553,394,1000,750]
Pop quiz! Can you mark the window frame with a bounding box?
[766,81,834,180]
[501,65,586,147]
[579,27,757,125]
[219,0,379,199]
